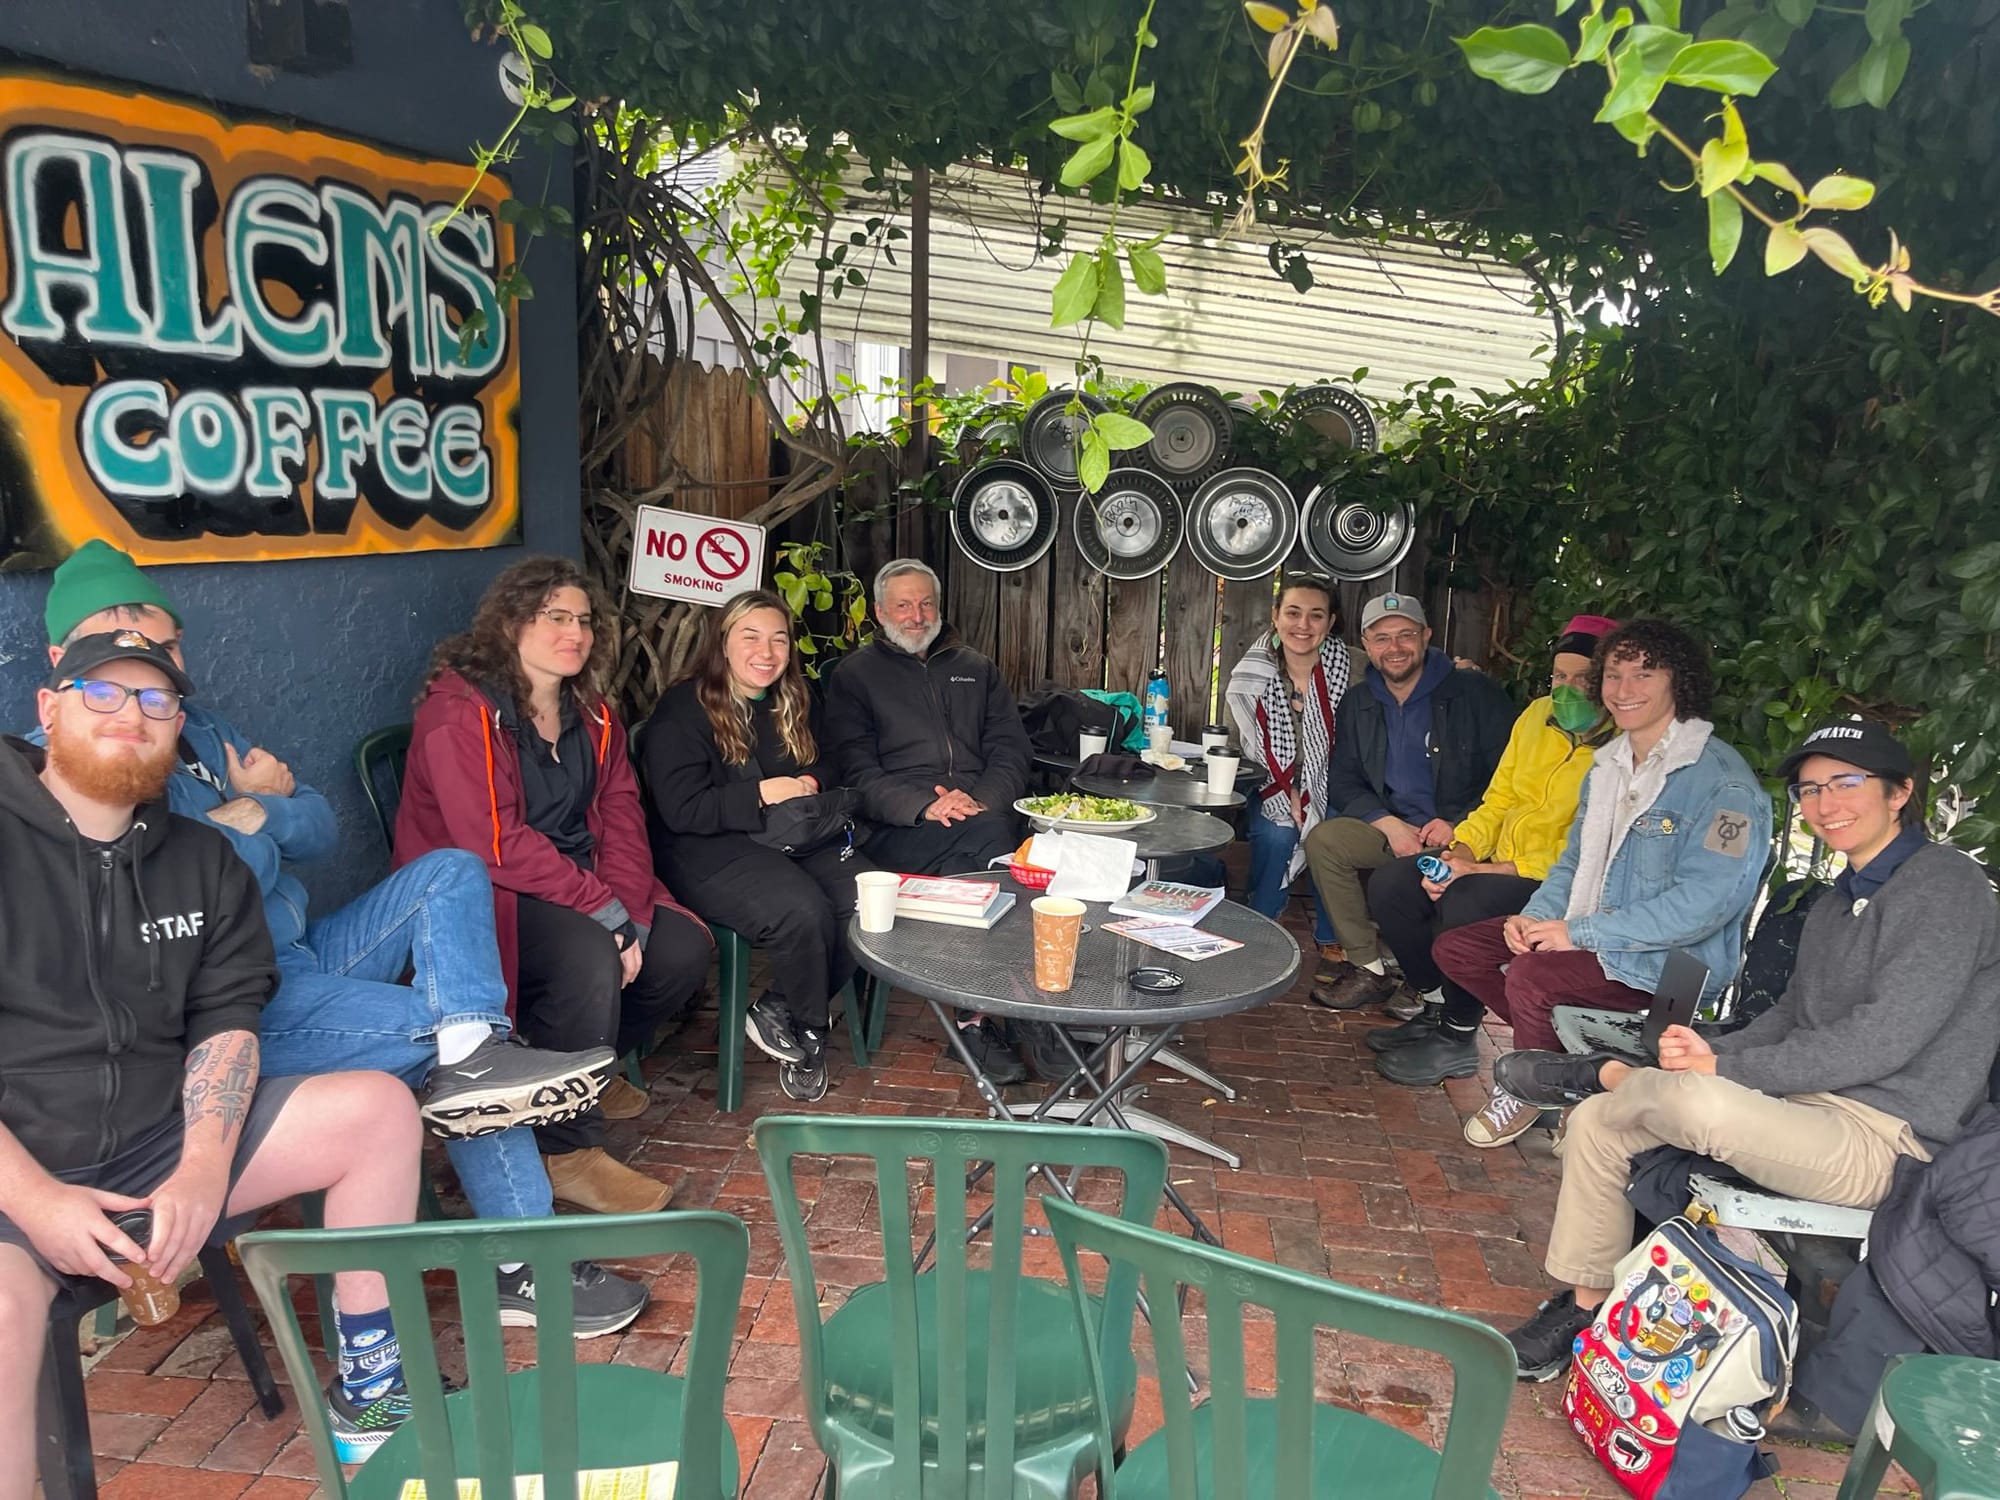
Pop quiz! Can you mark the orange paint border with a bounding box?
[0,72,521,564]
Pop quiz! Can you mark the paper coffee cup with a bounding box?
[1200,724,1229,754]
[1031,896,1087,992]
[108,1210,178,1326]
[1078,731,1110,759]
[855,871,901,933]
[1146,724,1172,753]
[1205,753,1240,796]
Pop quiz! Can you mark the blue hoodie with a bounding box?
[30,704,338,951]
[1366,647,1455,823]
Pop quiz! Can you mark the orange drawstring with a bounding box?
[482,708,502,865]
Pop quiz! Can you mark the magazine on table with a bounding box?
[1102,918,1243,961]
[1107,881,1224,924]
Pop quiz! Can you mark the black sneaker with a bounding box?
[1014,1019,1079,1085]
[1365,1002,1443,1053]
[1375,1027,1481,1086]
[1506,1289,1593,1381]
[420,1035,616,1139]
[497,1260,649,1340]
[780,1028,830,1101]
[327,1380,414,1462]
[950,1018,1028,1085]
[745,996,808,1064]
[1491,1049,1618,1108]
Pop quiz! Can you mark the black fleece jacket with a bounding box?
[821,629,1031,827]
[0,737,275,1174]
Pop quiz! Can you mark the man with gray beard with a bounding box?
[824,558,1035,1080]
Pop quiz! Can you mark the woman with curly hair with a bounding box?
[395,556,711,1215]
[1429,619,1770,1149]
[641,590,879,1102]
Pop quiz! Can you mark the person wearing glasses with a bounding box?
[1490,718,2000,1385]
[1303,592,1516,1013]
[1430,619,1768,1151]
[1367,614,1620,1092]
[1223,572,1351,973]
[397,557,711,1217]
[32,542,652,1345]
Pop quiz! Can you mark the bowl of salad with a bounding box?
[1014,793,1158,832]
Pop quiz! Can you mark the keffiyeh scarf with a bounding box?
[1225,634,1351,882]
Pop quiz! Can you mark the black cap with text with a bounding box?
[1776,717,1913,783]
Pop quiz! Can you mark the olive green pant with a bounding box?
[1301,817,1396,965]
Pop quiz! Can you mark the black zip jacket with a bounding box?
[0,737,275,1174]
[641,678,836,885]
[1325,656,1517,824]
[821,629,1032,828]
[1865,1099,2000,1360]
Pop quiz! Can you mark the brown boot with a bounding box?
[1309,961,1400,1011]
[1313,942,1348,987]
[543,1147,670,1214]
[597,1075,651,1121]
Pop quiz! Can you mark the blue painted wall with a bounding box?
[0,0,580,905]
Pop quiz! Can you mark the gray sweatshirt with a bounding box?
[1714,842,2000,1148]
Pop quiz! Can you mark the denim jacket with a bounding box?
[164,705,337,950]
[1521,730,1771,998]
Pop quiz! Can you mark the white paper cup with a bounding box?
[1078,731,1110,760]
[856,871,901,933]
[1200,728,1229,755]
[1146,724,1173,753]
[1205,753,1240,795]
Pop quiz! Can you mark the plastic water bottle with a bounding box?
[1143,667,1170,736]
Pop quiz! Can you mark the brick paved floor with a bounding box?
[68,926,1911,1499]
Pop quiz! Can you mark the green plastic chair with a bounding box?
[1836,1354,2000,1499]
[1043,1195,1515,1500]
[713,926,882,1108]
[753,1114,1171,1499]
[238,1210,747,1500]
[353,722,414,853]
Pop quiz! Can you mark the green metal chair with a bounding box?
[1836,1354,2000,1499]
[753,1115,1171,1499]
[238,1210,748,1500]
[1043,1195,1515,1500]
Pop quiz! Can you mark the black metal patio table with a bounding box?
[848,871,1298,1239]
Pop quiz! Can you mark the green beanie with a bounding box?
[44,540,183,646]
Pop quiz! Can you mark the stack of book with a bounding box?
[895,875,1016,929]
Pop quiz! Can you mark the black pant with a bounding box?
[865,808,1021,876]
[514,897,710,1154]
[681,844,876,1031]
[1366,858,1540,1023]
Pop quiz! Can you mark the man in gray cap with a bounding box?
[1305,592,1515,1010]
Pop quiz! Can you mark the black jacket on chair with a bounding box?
[1324,656,1516,825]
[1865,1098,2000,1360]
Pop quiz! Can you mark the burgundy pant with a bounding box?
[1430,916,1651,1052]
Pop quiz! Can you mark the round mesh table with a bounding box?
[850,873,1298,1238]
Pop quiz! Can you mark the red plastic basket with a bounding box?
[1009,860,1056,891]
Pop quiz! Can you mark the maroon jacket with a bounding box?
[394,669,707,1006]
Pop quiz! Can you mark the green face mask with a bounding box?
[1551,683,1600,732]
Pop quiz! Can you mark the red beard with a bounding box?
[45,713,175,807]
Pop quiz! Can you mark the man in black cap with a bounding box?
[0,631,428,1468]
[1492,717,2000,1383]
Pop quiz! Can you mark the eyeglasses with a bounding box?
[535,608,595,632]
[58,678,182,720]
[1787,772,1877,803]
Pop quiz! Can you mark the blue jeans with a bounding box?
[1244,812,1336,946]
[259,849,553,1221]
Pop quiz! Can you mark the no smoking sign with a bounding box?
[627,504,767,607]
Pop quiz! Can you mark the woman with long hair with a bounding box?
[395,556,711,1216]
[1223,572,1350,967]
[642,589,877,1102]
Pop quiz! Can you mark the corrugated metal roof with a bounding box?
[773,161,1556,403]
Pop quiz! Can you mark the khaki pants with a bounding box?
[1547,1068,1927,1290]
[1302,817,1395,964]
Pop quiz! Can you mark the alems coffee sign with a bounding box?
[0,73,521,567]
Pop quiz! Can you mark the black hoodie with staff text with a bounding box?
[0,736,276,1174]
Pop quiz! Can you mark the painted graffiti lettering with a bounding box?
[0,74,521,566]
